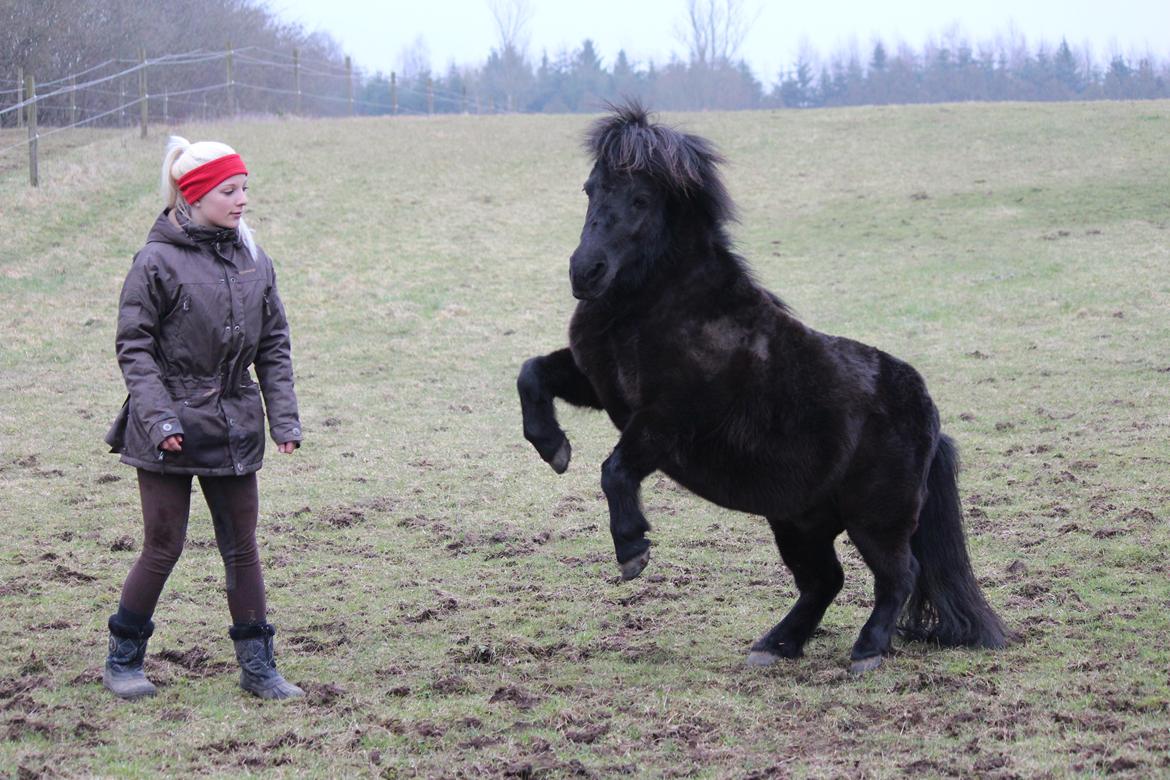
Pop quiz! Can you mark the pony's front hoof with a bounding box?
[618,548,650,580]
[746,650,782,667]
[549,439,571,474]
[849,655,884,675]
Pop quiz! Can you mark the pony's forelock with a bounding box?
[584,101,735,225]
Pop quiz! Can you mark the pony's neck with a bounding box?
[667,220,745,287]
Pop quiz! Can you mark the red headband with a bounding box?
[177,153,248,204]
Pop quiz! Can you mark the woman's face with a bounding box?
[190,173,248,229]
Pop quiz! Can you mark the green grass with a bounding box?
[1,103,1169,777]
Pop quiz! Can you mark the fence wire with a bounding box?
[1,45,505,182]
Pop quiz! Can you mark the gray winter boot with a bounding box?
[230,622,304,700]
[103,616,158,700]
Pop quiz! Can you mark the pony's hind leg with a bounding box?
[844,519,919,674]
[748,516,843,667]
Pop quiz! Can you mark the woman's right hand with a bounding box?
[160,434,183,452]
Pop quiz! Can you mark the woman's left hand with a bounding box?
[278,441,299,454]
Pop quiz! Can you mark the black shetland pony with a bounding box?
[517,103,1009,673]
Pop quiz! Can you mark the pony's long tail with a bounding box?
[901,434,1011,648]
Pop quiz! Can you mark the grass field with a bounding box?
[1,102,1168,777]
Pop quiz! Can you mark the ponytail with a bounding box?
[161,135,191,211]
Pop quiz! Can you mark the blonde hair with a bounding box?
[161,135,256,259]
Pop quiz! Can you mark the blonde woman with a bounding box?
[103,137,304,700]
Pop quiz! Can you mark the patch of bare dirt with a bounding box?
[70,668,101,686]
[564,722,609,744]
[285,634,347,654]
[203,737,256,754]
[47,565,97,583]
[903,757,962,777]
[402,591,460,624]
[615,585,685,607]
[302,682,344,706]
[489,684,539,710]
[552,495,589,518]
[431,675,470,695]
[414,720,446,739]
[317,496,400,528]
[154,646,234,678]
[320,507,367,528]
[110,535,135,552]
[5,716,56,740]
[0,580,40,596]
[0,675,50,702]
[28,619,71,631]
[263,730,321,750]
[1121,507,1157,523]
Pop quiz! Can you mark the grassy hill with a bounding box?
[1,103,1168,777]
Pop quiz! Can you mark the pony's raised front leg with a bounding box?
[601,414,664,580]
[517,349,601,473]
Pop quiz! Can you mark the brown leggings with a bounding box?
[118,469,266,625]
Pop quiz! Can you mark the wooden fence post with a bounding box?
[69,76,76,125]
[346,56,353,115]
[293,47,301,115]
[226,41,235,117]
[26,74,38,187]
[120,77,126,125]
[16,67,23,129]
[139,49,148,138]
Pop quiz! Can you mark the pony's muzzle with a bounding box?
[570,254,608,300]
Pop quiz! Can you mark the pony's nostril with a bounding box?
[587,261,606,282]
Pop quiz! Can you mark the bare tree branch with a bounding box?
[676,0,758,67]
[488,0,534,58]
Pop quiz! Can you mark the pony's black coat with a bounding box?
[518,102,1008,670]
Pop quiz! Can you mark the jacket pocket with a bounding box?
[227,382,266,468]
[160,293,190,345]
[173,386,229,469]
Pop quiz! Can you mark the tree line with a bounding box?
[376,37,1170,115]
[4,0,1168,127]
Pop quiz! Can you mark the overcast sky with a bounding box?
[271,0,1168,84]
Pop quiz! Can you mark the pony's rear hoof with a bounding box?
[550,439,571,474]
[619,549,650,580]
[849,655,884,675]
[746,650,781,667]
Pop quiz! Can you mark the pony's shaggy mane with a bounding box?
[585,101,736,227]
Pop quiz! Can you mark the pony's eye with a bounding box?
[631,196,648,209]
